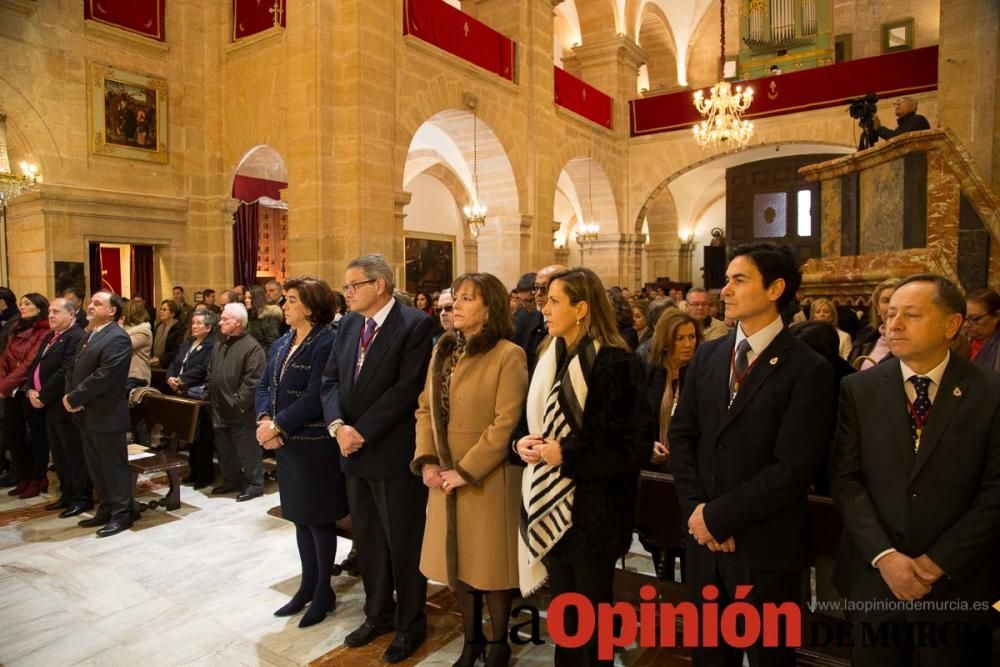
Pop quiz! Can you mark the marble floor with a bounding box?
[0,473,677,666]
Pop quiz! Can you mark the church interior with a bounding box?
[1,0,999,664]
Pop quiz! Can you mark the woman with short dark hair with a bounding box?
[412,272,527,666]
[151,299,183,368]
[0,293,51,497]
[255,276,348,628]
[966,288,1000,372]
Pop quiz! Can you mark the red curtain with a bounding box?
[232,175,287,203]
[403,0,516,82]
[85,0,165,41]
[630,45,939,136]
[88,242,103,297]
[99,247,123,295]
[554,67,614,129]
[233,0,286,40]
[233,203,260,288]
[131,245,154,302]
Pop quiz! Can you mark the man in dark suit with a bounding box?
[831,274,1000,666]
[512,264,565,373]
[64,291,135,538]
[321,254,435,663]
[24,298,90,517]
[669,243,835,667]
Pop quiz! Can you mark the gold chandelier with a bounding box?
[462,105,487,239]
[0,115,40,204]
[692,0,754,149]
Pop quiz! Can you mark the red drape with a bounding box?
[630,45,939,137]
[88,242,103,297]
[85,0,165,41]
[130,245,154,302]
[99,247,123,295]
[233,203,260,288]
[232,175,287,203]
[403,0,516,82]
[233,0,286,40]
[554,67,614,129]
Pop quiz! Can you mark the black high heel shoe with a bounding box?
[274,593,310,617]
[298,589,336,628]
[484,643,511,667]
[452,641,485,667]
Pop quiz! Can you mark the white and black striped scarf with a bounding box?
[518,336,599,595]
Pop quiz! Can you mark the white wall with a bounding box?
[403,173,466,276]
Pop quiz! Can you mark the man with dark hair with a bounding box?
[670,242,835,666]
[513,272,537,315]
[64,291,135,537]
[172,285,193,325]
[61,287,89,328]
[512,264,565,372]
[874,96,931,140]
[202,288,216,306]
[831,273,1000,666]
[321,254,435,662]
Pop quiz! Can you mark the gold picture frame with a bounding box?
[880,18,914,54]
[88,62,168,163]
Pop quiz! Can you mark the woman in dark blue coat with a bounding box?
[255,276,348,629]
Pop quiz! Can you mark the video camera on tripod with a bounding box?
[846,92,880,150]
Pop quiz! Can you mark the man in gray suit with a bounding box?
[64,291,135,538]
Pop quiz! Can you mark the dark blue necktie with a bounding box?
[908,376,932,451]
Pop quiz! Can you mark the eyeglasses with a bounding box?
[531,284,547,294]
[341,279,377,294]
[438,305,454,313]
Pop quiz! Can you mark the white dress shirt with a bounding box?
[729,313,785,388]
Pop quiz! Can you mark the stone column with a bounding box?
[562,37,645,138]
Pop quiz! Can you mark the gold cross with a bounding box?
[270,0,283,27]
[464,21,470,37]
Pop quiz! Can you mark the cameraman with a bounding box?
[873,96,930,139]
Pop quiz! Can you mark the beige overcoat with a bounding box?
[411,335,528,591]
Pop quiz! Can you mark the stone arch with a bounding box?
[0,77,64,178]
[553,0,583,65]
[574,0,623,43]
[552,156,619,246]
[233,145,288,185]
[636,2,679,92]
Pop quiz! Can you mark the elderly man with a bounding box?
[218,290,240,307]
[434,288,454,343]
[64,291,135,537]
[207,303,266,501]
[686,287,730,341]
[25,298,89,517]
[512,264,566,372]
[874,96,930,140]
[831,274,1000,666]
[264,280,284,306]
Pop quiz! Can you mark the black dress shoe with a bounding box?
[383,630,427,664]
[45,498,69,511]
[211,484,241,495]
[59,504,93,518]
[344,621,395,648]
[192,480,210,490]
[96,520,132,538]
[236,489,262,502]
[78,514,111,528]
[181,475,195,484]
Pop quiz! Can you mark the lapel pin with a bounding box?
[769,357,778,366]
[953,387,962,397]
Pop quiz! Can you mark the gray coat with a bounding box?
[207,331,266,427]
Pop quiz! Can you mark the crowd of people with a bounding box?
[1,244,999,666]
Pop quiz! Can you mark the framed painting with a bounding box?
[88,62,168,163]
[404,233,455,295]
[54,261,85,299]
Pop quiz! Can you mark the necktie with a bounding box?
[729,338,752,404]
[908,376,932,451]
[355,318,378,381]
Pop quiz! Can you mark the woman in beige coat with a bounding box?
[412,272,527,667]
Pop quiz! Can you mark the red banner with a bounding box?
[554,67,614,130]
[403,0,516,83]
[85,0,165,41]
[233,0,286,41]
[232,175,287,203]
[630,46,939,137]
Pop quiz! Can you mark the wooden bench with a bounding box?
[129,393,203,512]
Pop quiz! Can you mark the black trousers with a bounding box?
[16,395,49,480]
[346,475,428,637]
[214,423,262,492]
[846,610,992,666]
[543,539,617,667]
[47,413,92,504]
[188,411,215,484]
[2,396,28,478]
[686,549,801,667]
[80,428,134,522]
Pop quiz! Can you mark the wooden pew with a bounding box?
[129,393,203,511]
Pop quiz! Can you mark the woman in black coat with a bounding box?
[166,310,218,488]
[254,276,348,629]
[514,268,650,666]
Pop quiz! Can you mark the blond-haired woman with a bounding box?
[514,267,650,666]
[848,277,899,369]
[412,272,527,667]
[809,298,852,360]
[645,310,702,469]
